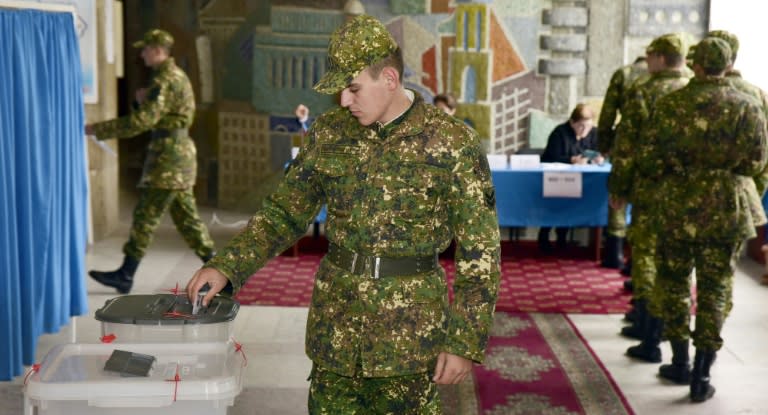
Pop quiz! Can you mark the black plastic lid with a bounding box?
[94,294,239,325]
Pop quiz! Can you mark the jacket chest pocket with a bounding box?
[374,163,449,221]
[315,151,359,218]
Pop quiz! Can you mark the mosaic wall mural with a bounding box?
[123,0,709,210]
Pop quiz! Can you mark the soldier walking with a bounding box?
[597,55,649,271]
[607,34,691,344]
[632,37,767,402]
[186,15,501,413]
[86,29,215,294]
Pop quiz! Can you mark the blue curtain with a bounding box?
[0,9,88,380]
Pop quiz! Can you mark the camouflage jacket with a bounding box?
[607,68,690,206]
[206,93,501,378]
[726,71,768,228]
[597,58,649,154]
[639,76,768,241]
[91,57,197,189]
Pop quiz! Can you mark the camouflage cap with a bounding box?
[132,29,174,49]
[313,14,398,95]
[646,33,687,57]
[693,37,732,73]
[707,30,739,58]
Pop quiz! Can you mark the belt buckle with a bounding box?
[356,255,381,279]
[350,252,358,274]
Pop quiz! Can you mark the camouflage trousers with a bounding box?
[606,203,628,238]
[626,208,655,301]
[649,237,739,351]
[123,187,214,260]
[308,364,441,415]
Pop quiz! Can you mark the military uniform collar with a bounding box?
[690,75,730,86]
[726,69,743,79]
[153,57,175,73]
[370,90,424,140]
[654,67,687,78]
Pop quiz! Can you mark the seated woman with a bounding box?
[538,103,603,253]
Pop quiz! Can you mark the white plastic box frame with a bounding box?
[100,319,235,343]
[24,341,245,415]
[94,294,239,343]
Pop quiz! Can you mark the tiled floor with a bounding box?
[4,205,768,414]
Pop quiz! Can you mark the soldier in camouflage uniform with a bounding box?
[86,29,215,294]
[707,30,768,283]
[186,15,500,414]
[607,34,691,345]
[597,56,649,271]
[632,38,767,402]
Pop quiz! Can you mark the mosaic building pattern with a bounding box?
[174,0,710,208]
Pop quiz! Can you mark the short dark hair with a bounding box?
[660,52,684,68]
[569,103,594,122]
[433,93,457,110]
[368,47,404,83]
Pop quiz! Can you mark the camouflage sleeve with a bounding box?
[754,92,768,195]
[597,70,624,154]
[606,88,644,199]
[444,135,501,363]
[204,136,324,291]
[734,103,768,179]
[90,80,168,139]
[755,164,768,196]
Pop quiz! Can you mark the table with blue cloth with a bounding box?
[491,163,611,260]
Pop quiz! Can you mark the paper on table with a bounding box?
[487,154,509,169]
[543,171,583,198]
[509,154,541,169]
[540,162,573,170]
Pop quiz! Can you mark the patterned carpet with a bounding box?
[235,246,632,314]
[441,312,634,415]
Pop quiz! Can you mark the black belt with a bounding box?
[327,244,438,279]
[151,128,188,139]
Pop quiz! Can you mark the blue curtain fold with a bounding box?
[0,9,88,380]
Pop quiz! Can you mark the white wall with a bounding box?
[710,0,768,91]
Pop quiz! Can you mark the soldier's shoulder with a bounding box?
[729,77,765,100]
[419,101,479,147]
[310,107,364,143]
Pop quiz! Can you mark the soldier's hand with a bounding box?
[186,267,229,307]
[432,352,472,384]
[84,124,94,135]
[135,88,148,104]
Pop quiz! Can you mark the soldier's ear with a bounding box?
[381,67,399,90]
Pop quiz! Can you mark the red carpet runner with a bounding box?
[441,311,634,414]
[234,250,631,314]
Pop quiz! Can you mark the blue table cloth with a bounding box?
[491,164,611,227]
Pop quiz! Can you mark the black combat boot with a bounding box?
[620,257,632,277]
[690,349,717,402]
[659,339,691,384]
[601,235,624,269]
[555,227,569,250]
[624,299,637,322]
[89,256,139,294]
[538,228,553,253]
[620,298,647,339]
[626,315,662,363]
